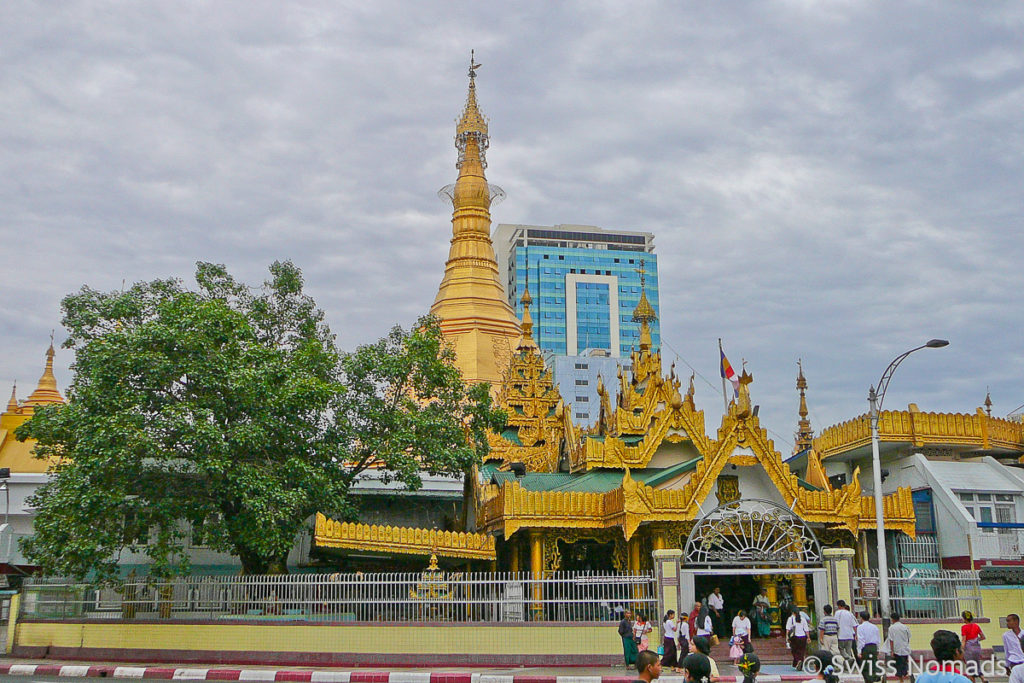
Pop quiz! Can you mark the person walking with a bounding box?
[753,590,771,638]
[733,609,753,648]
[802,649,840,683]
[960,610,987,683]
[818,605,840,656]
[689,636,721,678]
[1003,613,1024,674]
[787,606,811,669]
[689,601,702,641]
[708,587,725,638]
[634,650,662,683]
[635,612,653,652]
[661,610,681,671]
[677,613,690,661]
[681,652,712,683]
[856,611,881,683]
[619,609,638,668]
[836,600,858,664]
[696,603,714,640]
[914,630,972,683]
[737,651,761,683]
[885,612,912,683]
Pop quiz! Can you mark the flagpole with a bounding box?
[719,338,729,414]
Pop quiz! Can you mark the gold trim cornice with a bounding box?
[314,514,496,560]
[814,407,1024,460]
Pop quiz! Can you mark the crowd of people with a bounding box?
[621,596,1024,683]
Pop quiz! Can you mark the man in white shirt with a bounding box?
[1004,614,1024,674]
[708,587,725,637]
[884,612,913,683]
[1011,663,1024,683]
[856,611,882,683]
[836,600,859,663]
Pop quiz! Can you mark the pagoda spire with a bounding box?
[5,382,18,414]
[631,259,657,352]
[516,287,539,352]
[24,338,65,407]
[430,52,521,389]
[984,389,992,417]
[794,360,813,452]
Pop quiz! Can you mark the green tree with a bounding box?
[18,262,501,580]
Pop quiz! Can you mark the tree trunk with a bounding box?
[237,547,289,575]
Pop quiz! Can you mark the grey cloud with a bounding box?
[2,1,1022,441]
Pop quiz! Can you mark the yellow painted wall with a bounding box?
[16,621,621,656]
[981,588,1024,623]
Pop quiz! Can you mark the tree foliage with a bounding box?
[18,261,502,580]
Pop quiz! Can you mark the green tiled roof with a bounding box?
[485,457,705,494]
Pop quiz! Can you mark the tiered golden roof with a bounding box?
[1,342,65,474]
[486,289,572,473]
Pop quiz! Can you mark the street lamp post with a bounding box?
[868,339,948,636]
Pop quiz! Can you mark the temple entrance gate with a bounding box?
[677,499,829,631]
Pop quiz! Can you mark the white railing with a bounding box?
[20,571,656,623]
[853,568,981,620]
[896,535,940,565]
[998,531,1023,560]
[970,528,1024,562]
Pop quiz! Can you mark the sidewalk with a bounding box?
[0,659,1010,683]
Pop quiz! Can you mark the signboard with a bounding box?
[860,577,879,600]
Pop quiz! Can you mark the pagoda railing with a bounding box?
[19,570,656,623]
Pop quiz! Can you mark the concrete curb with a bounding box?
[0,665,872,683]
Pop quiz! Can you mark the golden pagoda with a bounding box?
[430,53,521,389]
[0,342,65,473]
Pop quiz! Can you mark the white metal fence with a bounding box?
[853,568,981,620]
[20,571,656,623]
[896,536,940,565]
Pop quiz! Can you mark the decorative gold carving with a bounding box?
[485,308,569,472]
[717,475,740,504]
[314,514,496,560]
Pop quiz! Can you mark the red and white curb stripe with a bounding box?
[0,667,871,683]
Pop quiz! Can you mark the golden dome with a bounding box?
[24,343,64,407]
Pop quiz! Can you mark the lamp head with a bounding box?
[925,339,949,348]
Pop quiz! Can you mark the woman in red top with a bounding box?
[960,610,987,683]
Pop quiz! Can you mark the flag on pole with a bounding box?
[720,345,740,398]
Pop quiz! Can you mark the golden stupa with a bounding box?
[430,54,521,389]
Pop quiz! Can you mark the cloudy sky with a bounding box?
[3,1,1022,446]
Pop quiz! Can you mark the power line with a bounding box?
[661,338,723,398]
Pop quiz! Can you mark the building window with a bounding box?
[959,491,1017,534]
[575,396,589,402]
[575,412,588,419]
[575,379,588,386]
[559,255,564,260]
[574,363,588,369]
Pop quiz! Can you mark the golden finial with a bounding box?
[984,389,992,417]
[684,372,696,411]
[455,50,489,168]
[427,553,440,571]
[631,259,657,352]
[6,382,18,414]
[25,337,64,407]
[795,359,813,452]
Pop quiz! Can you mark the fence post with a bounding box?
[823,547,856,609]
[653,549,683,632]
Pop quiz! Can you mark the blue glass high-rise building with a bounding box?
[492,224,660,358]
